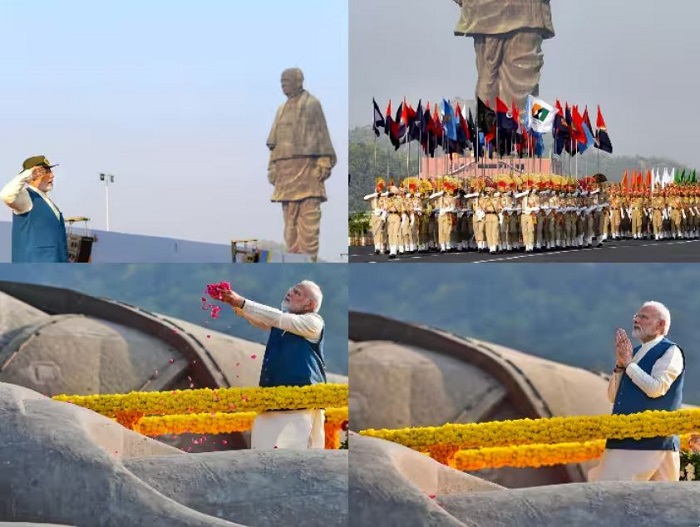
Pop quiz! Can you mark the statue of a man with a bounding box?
[452,0,555,110]
[267,68,336,262]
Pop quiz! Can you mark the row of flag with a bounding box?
[371,95,613,160]
[621,168,698,191]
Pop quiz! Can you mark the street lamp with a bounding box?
[99,173,115,231]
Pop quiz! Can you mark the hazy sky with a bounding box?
[0,0,348,262]
[350,0,700,169]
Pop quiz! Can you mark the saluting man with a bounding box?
[1,156,69,263]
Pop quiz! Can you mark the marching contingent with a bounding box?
[363,171,700,258]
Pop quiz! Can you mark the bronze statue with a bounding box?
[452,0,555,110]
[267,68,336,262]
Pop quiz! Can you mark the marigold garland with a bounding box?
[453,441,605,471]
[451,434,696,471]
[53,384,348,417]
[133,407,349,437]
[360,409,700,451]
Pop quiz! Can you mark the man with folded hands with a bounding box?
[589,301,685,481]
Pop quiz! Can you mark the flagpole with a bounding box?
[407,129,411,178]
[386,132,390,180]
[419,125,423,179]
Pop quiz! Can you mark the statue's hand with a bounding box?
[316,166,331,182]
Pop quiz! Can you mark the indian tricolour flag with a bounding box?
[526,95,556,134]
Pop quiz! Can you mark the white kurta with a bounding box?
[0,170,61,218]
[588,334,684,481]
[235,299,326,450]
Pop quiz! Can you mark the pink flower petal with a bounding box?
[250,354,257,360]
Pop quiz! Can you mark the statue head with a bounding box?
[281,68,304,98]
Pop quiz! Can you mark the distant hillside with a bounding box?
[349,125,689,213]
[350,264,700,404]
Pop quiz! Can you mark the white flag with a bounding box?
[526,95,556,133]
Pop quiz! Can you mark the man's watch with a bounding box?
[614,365,626,372]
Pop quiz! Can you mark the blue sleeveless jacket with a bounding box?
[12,188,68,263]
[606,337,684,451]
[259,324,327,388]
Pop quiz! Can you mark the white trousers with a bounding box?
[250,409,325,450]
[588,449,680,481]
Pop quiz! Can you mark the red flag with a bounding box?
[646,170,652,189]
[622,170,629,192]
[596,105,607,129]
[555,99,564,116]
[385,100,392,120]
[571,106,588,144]
[401,98,409,126]
[455,102,470,141]
[432,105,443,140]
[496,97,510,114]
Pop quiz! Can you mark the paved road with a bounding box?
[349,238,700,263]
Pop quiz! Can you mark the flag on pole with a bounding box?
[372,98,385,137]
[526,95,556,133]
[594,105,613,153]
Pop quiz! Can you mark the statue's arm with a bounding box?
[307,97,337,167]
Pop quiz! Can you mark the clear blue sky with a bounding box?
[0,0,348,261]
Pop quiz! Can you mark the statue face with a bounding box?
[281,70,302,97]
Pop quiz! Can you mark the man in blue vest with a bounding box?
[589,301,685,481]
[217,280,327,450]
[0,156,69,262]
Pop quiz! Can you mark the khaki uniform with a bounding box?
[473,194,487,250]
[437,193,456,251]
[482,194,500,252]
[550,195,565,246]
[364,194,386,253]
[651,195,665,239]
[610,196,623,238]
[419,198,432,251]
[535,192,546,249]
[386,195,403,257]
[499,194,514,251]
[670,196,683,238]
[598,191,611,243]
[408,195,422,252]
[584,197,595,246]
[630,197,644,238]
[521,193,538,251]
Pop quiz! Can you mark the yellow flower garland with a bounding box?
[453,441,605,471]
[360,409,700,450]
[134,407,348,436]
[451,434,695,471]
[53,384,348,417]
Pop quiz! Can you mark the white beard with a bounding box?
[281,300,290,313]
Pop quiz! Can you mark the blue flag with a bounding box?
[442,99,457,142]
